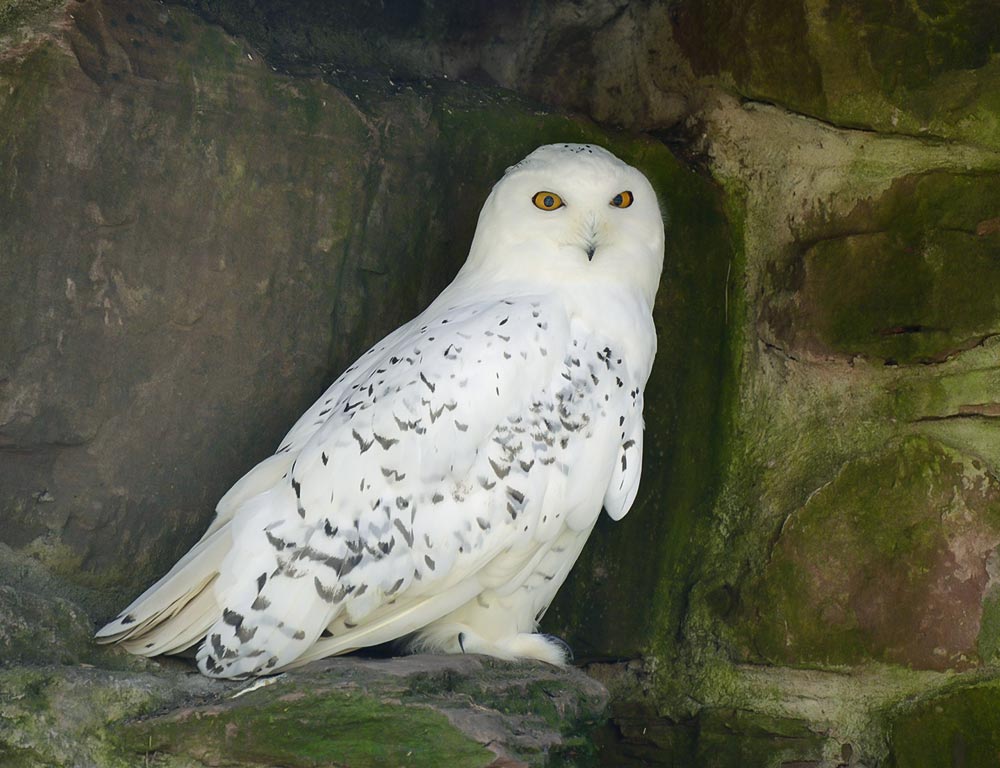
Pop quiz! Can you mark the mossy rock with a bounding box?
[117,686,493,768]
[671,0,1000,149]
[739,436,1000,670]
[765,171,1000,364]
[0,655,608,767]
[886,679,1000,768]
[0,586,96,666]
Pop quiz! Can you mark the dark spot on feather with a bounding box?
[352,429,373,453]
[252,595,270,611]
[394,518,415,547]
[374,432,398,450]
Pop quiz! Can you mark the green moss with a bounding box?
[886,681,1000,767]
[116,686,491,768]
[0,0,64,44]
[192,20,241,73]
[777,171,1000,364]
[398,660,607,759]
[0,667,169,768]
[673,0,1000,148]
[978,589,1000,664]
[738,436,1000,669]
[696,709,826,767]
[827,0,999,93]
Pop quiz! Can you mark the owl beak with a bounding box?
[583,214,599,262]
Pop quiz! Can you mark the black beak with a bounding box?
[585,244,596,262]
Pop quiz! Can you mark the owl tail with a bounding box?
[94,524,229,655]
[95,453,295,656]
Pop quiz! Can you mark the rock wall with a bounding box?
[2,0,999,765]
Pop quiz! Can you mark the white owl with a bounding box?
[96,143,664,678]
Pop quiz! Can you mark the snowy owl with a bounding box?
[96,143,664,678]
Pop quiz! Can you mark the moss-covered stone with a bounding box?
[671,0,1000,149]
[0,655,608,767]
[766,171,1000,364]
[117,686,492,768]
[0,586,96,666]
[739,436,1000,670]
[886,680,1000,768]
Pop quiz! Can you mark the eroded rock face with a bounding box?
[742,437,1000,670]
[763,171,1000,365]
[1,0,386,606]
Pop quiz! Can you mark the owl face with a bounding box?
[462,144,665,306]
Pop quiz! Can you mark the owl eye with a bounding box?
[532,191,564,211]
[610,190,634,208]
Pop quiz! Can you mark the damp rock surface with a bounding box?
[0,653,608,767]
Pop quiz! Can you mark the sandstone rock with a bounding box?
[741,436,1000,670]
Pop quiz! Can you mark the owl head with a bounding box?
[460,144,665,307]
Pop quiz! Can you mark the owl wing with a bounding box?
[194,294,578,677]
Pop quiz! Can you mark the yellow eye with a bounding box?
[532,191,564,211]
[610,190,634,208]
